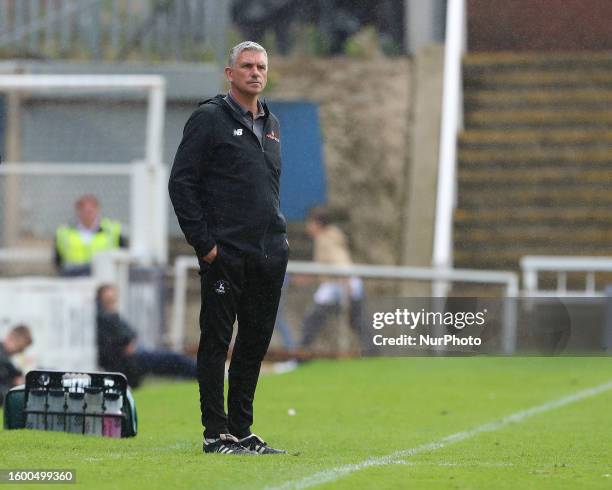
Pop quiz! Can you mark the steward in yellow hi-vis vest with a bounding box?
[54,194,126,276]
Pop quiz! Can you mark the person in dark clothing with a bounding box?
[96,284,196,388]
[0,325,32,407]
[232,0,301,55]
[169,41,289,455]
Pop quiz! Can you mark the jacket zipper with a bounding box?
[223,100,265,152]
[261,117,271,258]
[224,101,272,257]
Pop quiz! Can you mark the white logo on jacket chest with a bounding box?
[233,128,243,136]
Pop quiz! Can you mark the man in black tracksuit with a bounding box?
[0,325,32,407]
[169,41,289,455]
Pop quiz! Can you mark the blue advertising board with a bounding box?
[267,100,326,221]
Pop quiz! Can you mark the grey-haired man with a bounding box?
[169,41,289,455]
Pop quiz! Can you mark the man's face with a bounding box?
[76,199,99,228]
[100,287,119,313]
[4,334,30,355]
[225,50,268,98]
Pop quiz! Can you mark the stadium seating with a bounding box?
[455,52,612,272]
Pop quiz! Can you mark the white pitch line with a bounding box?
[267,379,612,490]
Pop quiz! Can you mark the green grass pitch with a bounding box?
[2,357,612,489]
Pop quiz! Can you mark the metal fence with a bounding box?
[0,0,230,64]
[0,74,168,265]
[521,256,612,297]
[170,257,520,355]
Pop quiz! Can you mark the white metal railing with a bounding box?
[432,0,467,295]
[521,256,612,297]
[0,246,140,319]
[0,161,152,262]
[0,248,52,262]
[170,257,519,354]
[0,74,167,264]
[0,249,166,371]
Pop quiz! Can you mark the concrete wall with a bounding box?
[268,56,413,266]
[401,45,445,270]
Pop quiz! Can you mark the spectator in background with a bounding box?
[297,207,364,349]
[232,0,405,56]
[54,194,126,277]
[0,325,32,406]
[96,284,196,388]
[273,274,296,350]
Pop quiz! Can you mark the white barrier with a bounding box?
[0,74,167,264]
[432,0,467,295]
[170,257,519,354]
[0,277,97,372]
[0,161,155,264]
[92,251,166,350]
[0,249,164,356]
[521,256,612,297]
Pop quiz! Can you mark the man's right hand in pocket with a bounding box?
[202,245,218,264]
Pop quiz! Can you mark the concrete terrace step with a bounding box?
[464,89,612,110]
[464,70,612,91]
[455,226,612,246]
[458,147,612,165]
[457,187,612,207]
[459,129,612,148]
[454,249,612,271]
[464,51,612,71]
[464,109,612,128]
[458,167,612,184]
[456,243,612,257]
[455,208,612,225]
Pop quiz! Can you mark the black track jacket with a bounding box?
[169,95,287,258]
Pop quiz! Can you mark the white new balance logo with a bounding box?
[233,128,243,136]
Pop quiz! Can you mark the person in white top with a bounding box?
[298,207,364,349]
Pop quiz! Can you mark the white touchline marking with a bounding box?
[267,380,612,490]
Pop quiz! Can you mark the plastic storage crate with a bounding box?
[3,370,137,437]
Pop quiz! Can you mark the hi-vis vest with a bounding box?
[55,218,122,266]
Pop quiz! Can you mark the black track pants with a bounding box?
[197,240,288,439]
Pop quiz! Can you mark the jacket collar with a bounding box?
[225,90,265,119]
[199,94,270,121]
